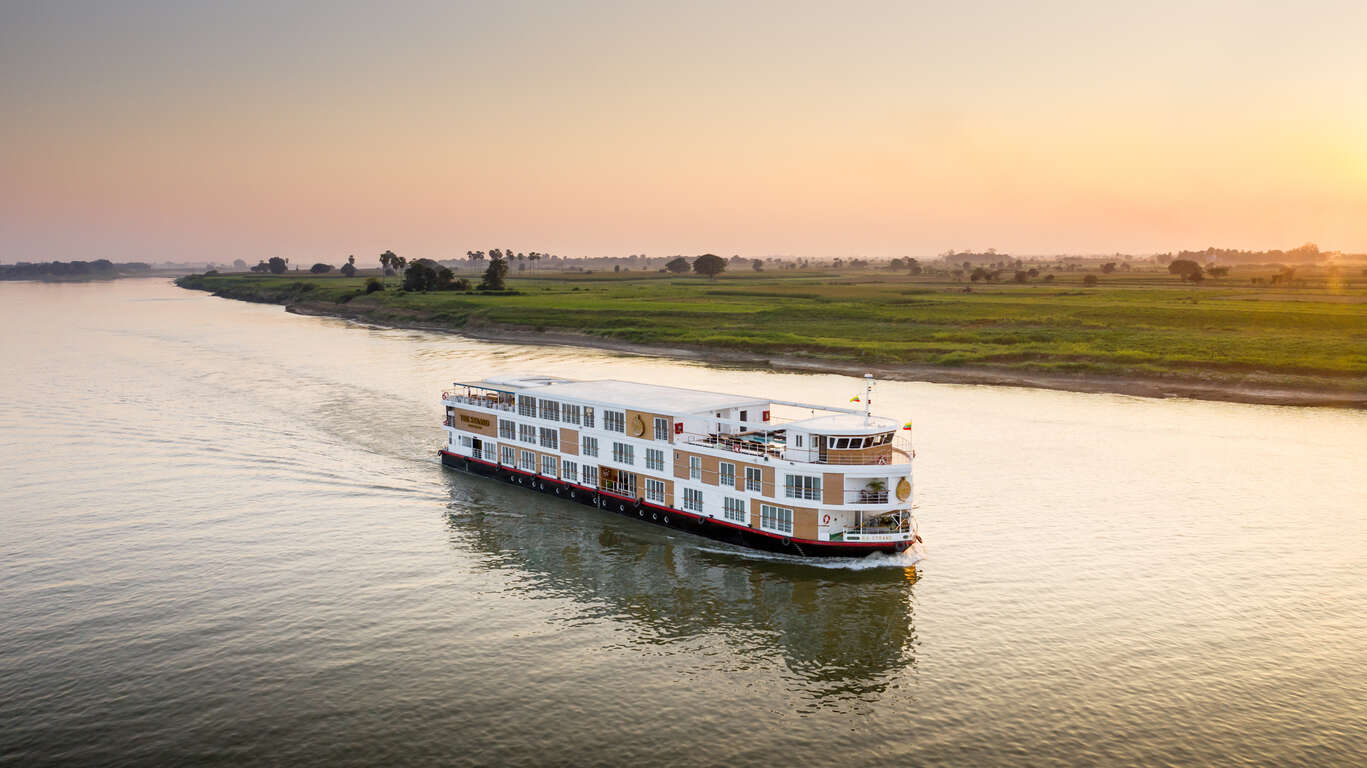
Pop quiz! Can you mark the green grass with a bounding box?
[176,267,1367,392]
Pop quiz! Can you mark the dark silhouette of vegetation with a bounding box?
[268,257,288,275]
[480,256,509,290]
[232,259,247,270]
[0,259,149,281]
[751,259,763,272]
[665,257,691,274]
[365,277,384,293]
[1101,262,1117,274]
[1083,274,1099,287]
[310,263,333,274]
[340,262,356,277]
[1168,259,1204,282]
[693,253,726,278]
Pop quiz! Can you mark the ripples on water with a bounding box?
[1,281,1365,767]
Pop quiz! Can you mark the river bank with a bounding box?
[176,272,1367,407]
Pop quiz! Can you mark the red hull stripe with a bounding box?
[441,450,897,550]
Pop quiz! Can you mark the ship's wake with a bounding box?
[695,543,925,570]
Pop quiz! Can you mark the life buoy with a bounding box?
[821,513,831,525]
[877,456,888,465]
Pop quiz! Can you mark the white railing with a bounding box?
[444,393,515,413]
[681,432,912,467]
[835,530,913,542]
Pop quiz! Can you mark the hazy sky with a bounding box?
[2,0,1364,265]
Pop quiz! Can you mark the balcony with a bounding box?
[444,392,515,413]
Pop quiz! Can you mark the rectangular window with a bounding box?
[723,497,747,523]
[784,474,822,501]
[612,442,634,465]
[689,456,701,481]
[583,406,595,429]
[645,478,666,503]
[794,434,803,448]
[539,400,559,421]
[519,449,536,472]
[501,445,515,466]
[653,417,668,441]
[582,436,598,457]
[499,419,516,440]
[719,462,735,487]
[459,435,473,447]
[563,404,581,425]
[604,411,625,433]
[645,448,664,471]
[740,410,748,423]
[518,395,536,417]
[562,459,577,481]
[519,424,536,444]
[760,504,793,535]
[539,427,558,450]
[582,465,598,486]
[745,467,763,493]
[682,488,704,513]
[541,454,558,477]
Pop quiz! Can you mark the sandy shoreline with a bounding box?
[275,300,1367,408]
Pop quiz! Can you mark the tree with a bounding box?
[348,254,356,267]
[1101,262,1117,274]
[1013,270,1029,283]
[693,253,726,279]
[232,259,247,271]
[250,261,269,273]
[310,263,333,274]
[340,262,357,277]
[1207,266,1229,278]
[751,259,763,272]
[452,277,471,291]
[665,257,691,274]
[1043,273,1055,282]
[480,255,508,290]
[1168,259,1203,281]
[906,258,922,275]
[404,262,438,291]
[1083,274,1099,287]
[268,257,288,274]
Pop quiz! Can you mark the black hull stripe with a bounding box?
[439,450,910,558]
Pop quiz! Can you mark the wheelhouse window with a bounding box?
[760,504,793,535]
[682,488,703,512]
[645,448,664,471]
[582,436,599,457]
[784,474,821,501]
[518,395,536,417]
[539,427,559,450]
[499,419,516,440]
[539,400,560,421]
[653,417,669,441]
[604,411,625,433]
[719,462,736,487]
[612,442,634,465]
[519,424,536,444]
[723,497,747,523]
[645,478,666,503]
[745,467,763,492]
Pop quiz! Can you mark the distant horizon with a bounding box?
[3,1,1365,263]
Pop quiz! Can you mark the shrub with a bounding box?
[365,277,383,293]
[1083,274,1099,287]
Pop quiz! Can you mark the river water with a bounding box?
[2,279,1364,767]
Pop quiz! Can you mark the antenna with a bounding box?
[863,373,873,425]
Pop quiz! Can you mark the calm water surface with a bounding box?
[2,280,1364,767]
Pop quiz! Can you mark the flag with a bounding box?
[901,422,912,430]
[849,396,861,403]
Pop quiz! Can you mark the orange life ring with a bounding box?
[821,513,831,525]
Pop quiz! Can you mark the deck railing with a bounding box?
[444,393,515,413]
[681,432,912,466]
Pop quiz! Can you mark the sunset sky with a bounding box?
[2,0,1364,265]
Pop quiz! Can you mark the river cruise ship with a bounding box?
[438,374,921,558]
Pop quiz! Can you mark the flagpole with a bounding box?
[864,373,872,425]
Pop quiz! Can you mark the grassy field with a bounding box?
[177,266,1367,399]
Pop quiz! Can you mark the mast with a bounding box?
[863,373,873,425]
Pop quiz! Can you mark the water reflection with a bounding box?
[441,472,918,702]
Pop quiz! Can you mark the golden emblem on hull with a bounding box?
[896,477,911,501]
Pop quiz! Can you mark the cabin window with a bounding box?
[581,465,598,486]
[612,442,634,465]
[645,478,666,503]
[519,450,536,472]
[562,460,577,480]
[784,474,822,501]
[682,488,704,512]
[794,434,803,448]
[718,462,736,487]
[539,427,558,450]
[653,417,669,441]
[646,448,664,471]
[604,411,625,433]
[539,400,559,421]
[739,410,748,423]
[583,406,595,429]
[501,445,515,465]
[760,504,793,535]
[723,497,747,523]
[459,435,472,447]
[499,419,516,440]
[541,455,558,477]
[518,424,536,444]
[833,438,848,449]
[745,467,763,492]
[518,395,536,417]
[582,436,599,457]
[689,456,702,480]
[563,404,581,425]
